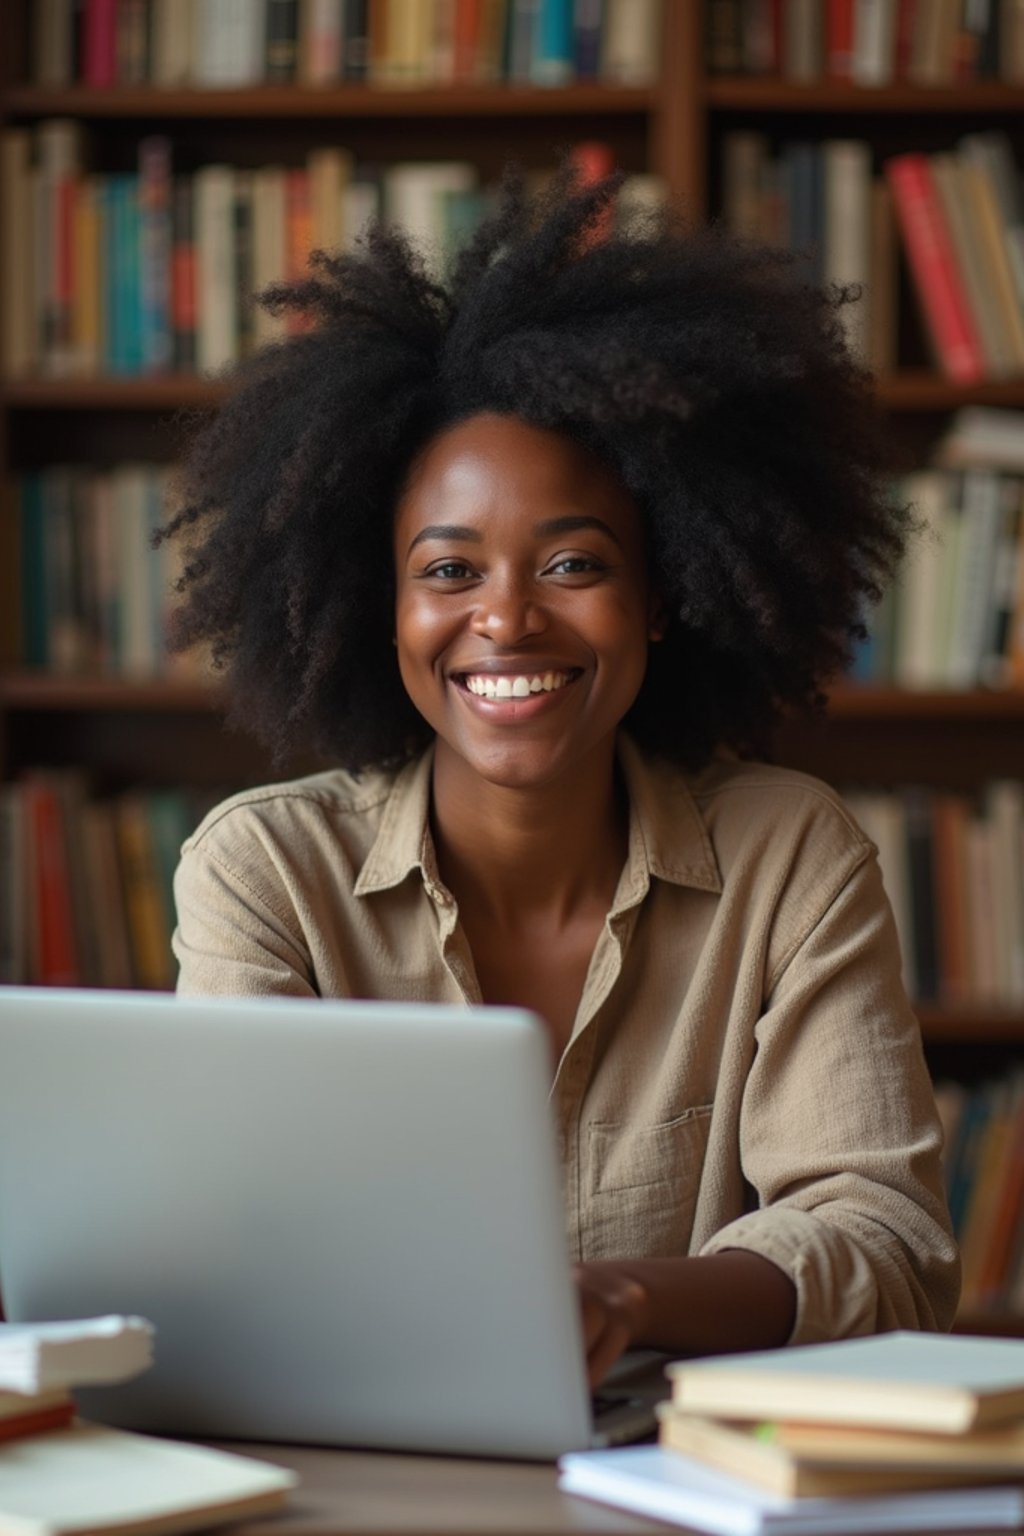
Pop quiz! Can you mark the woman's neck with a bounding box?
[429,740,628,931]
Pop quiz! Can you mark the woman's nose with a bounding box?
[470,577,547,645]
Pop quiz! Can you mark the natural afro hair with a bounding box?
[159,164,910,773]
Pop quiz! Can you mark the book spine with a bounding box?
[532,0,574,83]
[26,776,81,986]
[885,152,986,384]
[82,0,118,84]
[266,0,299,80]
[341,0,371,77]
[138,136,173,373]
[171,174,197,372]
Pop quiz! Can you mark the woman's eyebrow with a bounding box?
[533,514,623,547]
[407,523,482,554]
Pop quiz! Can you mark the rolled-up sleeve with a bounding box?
[700,846,960,1341]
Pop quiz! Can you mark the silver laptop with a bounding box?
[0,988,666,1458]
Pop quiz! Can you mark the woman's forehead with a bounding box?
[396,412,640,527]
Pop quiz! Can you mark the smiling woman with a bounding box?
[161,166,960,1383]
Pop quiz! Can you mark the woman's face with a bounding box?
[392,412,657,791]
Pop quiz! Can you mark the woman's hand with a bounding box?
[573,1251,797,1388]
[573,1261,649,1388]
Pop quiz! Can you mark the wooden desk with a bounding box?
[215,1442,664,1535]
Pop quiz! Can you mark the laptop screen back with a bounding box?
[0,989,593,1458]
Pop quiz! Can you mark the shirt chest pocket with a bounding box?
[583,1106,714,1261]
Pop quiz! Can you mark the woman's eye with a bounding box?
[425,561,474,580]
[547,555,603,576]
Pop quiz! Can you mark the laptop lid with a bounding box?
[0,988,595,1458]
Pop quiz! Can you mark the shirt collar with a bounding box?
[354,734,722,900]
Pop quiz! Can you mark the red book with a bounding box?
[0,1401,76,1444]
[452,0,482,81]
[885,153,986,384]
[894,0,916,79]
[26,778,80,986]
[82,0,118,86]
[826,0,854,79]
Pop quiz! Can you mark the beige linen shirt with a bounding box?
[173,736,960,1343]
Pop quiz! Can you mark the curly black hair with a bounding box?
[159,165,910,773]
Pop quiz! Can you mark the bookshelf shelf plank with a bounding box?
[917,1009,1024,1043]
[705,79,1024,113]
[874,373,1024,409]
[827,686,1024,719]
[953,1311,1024,1336]
[3,84,653,120]
[0,673,220,712]
[9,373,1024,413]
[2,376,228,410]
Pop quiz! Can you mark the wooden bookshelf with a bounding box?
[3,0,1024,1328]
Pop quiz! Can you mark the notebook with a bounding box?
[0,988,666,1459]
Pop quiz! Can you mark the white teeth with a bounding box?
[463,671,571,698]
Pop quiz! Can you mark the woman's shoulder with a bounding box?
[182,762,406,866]
[653,752,873,879]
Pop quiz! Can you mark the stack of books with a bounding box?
[0,1314,296,1535]
[560,1332,1024,1534]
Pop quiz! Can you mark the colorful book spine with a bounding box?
[886,152,987,381]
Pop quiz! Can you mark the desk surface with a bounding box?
[215,1442,664,1535]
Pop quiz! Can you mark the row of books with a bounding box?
[0,1316,294,1534]
[850,467,1024,692]
[1,126,662,377]
[721,129,1024,382]
[14,465,201,680]
[0,772,211,991]
[561,1333,1024,1533]
[936,1073,1024,1314]
[29,0,660,90]
[707,0,1024,85]
[843,782,1024,1008]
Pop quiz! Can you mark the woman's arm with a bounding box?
[576,1252,796,1388]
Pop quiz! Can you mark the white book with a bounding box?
[945,468,1002,687]
[194,0,266,84]
[0,1421,295,1536]
[822,140,872,363]
[251,167,288,347]
[194,164,238,374]
[936,407,1024,472]
[343,178,381,249]
[851,0,898,85]
[892,471,950,689]
[384,162,477,275]
[668,1332,1024,1433]
[600,0,660,82]
[558,1446,1024,1536]
[0,1317,152,1396]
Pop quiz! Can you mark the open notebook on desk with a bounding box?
[0,988,668,1460]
